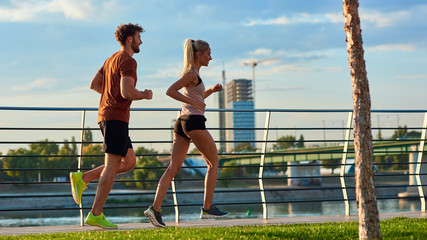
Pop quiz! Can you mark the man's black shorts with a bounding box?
[99,120,133,157]
[174,115,207,139]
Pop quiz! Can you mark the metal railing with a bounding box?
[0,107,426,227]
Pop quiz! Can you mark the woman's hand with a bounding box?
[204,83,223,99]
[212,83,223,92]
[191,99,206,112]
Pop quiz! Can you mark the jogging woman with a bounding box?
[144,39,227,227]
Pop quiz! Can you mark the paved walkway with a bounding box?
[0,211,425,236]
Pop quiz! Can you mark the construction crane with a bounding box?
[243,57,279,106]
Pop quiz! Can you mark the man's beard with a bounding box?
[131,40,140,53]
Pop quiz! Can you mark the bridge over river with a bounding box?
[219,140,422,165]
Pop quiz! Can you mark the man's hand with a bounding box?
[142,89,153,100]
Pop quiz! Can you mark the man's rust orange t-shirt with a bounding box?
[97,51,137,124]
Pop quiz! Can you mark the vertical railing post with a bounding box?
[416,112,427,212]
[339,111,353,216]
[259,111,271,219]
[78,110,86,226]
[171,111,180,223]
[171,179,179,223]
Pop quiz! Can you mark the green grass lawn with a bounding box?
[1,217,425,240]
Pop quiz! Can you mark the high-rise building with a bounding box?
[226,79,255,152]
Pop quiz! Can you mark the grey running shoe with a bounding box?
[200,205,228,219]
[144,205,165,228]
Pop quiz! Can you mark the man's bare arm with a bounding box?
[120,76,152,100]
[90,72,103,94]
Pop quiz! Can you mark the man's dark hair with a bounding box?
[115,23,145,46]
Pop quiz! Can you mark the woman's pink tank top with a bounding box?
[181,71,205,115]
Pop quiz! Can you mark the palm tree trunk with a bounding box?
[342,0,382,239]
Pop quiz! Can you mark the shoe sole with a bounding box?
[144,210,165,228]
[200,213,228,219]
[70,172,81,205]
[85,221,117,229]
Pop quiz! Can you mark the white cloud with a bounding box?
[244,13,338,26]
[367,44,417,52]
[250,48,273,56]
[276,50,332,59]
[258,86,308,92]
[265,16,291,25]
[12,78,57,91]
[272,64,343,73]
[144,64,181,80]
[0,0,118,22]
[45,0,95,20]
[325,13,342,23]
[272,64,309,73]
[395,74,427,79]
[0,0,42,21]
[241,57,280,68]
[360,9,411,28]
[244,8,412,28]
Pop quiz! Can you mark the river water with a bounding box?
[0,198,420,228]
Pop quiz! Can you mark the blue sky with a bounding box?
[0,0,427,152]
[1,0,426,110]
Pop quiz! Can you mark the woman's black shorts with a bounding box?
[99,120,133,157]
[174,115,207,139]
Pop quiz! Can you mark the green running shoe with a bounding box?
[70,172,87,205]
[85,212,117,229]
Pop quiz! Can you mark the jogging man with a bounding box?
[70,23,152,229]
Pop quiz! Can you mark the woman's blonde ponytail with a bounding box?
[181,39,210,76]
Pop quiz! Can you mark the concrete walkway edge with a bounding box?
[0,211,426,236]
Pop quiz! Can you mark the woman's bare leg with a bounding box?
[152,134,190,211]
[187,129,219,209]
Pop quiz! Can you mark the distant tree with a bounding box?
[233,143,257,152]
[265,161,287,176]
[407,131,422,139]
[189,148,200,155]
[29,139,59,157]
[3,139,63,181]
[71,136,77,154]
[375,155,393,172]
[322,158,341,174]
[0,154,6,181]
[376,129,383,141]
[296,135,305,148]
[3,136,91,182]
[372,126,419,172]
[390,155,404,171]
[52,139,79,179]
[82,144,104,169]
[29,139,60,181]
[274,135,296,149]
[391,125,408,139]
[390,125,420,140]
[78,129,104,169]
[218,161,241,187]
[3,148,37,181]
[83,129,93,144]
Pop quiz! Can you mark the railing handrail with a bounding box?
[2,106,427,113]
